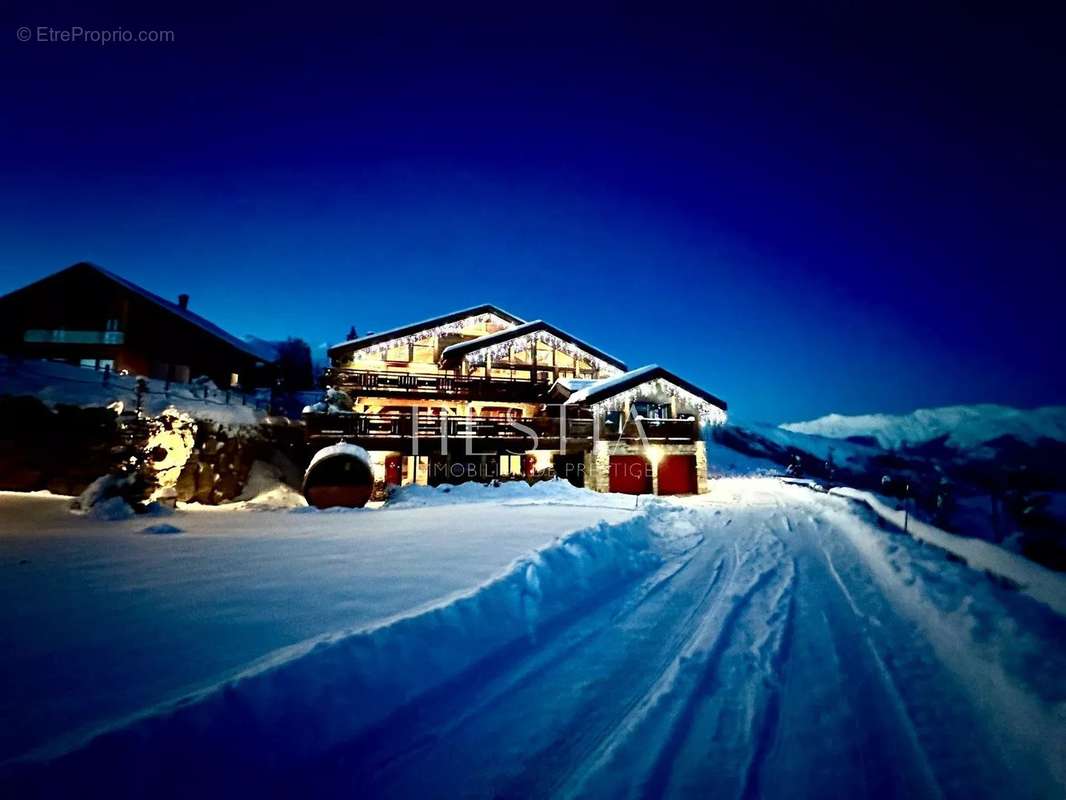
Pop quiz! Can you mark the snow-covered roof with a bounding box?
[439,320,628,372]
[11,263,278,363]
[327,304,524,358]
[550,377,601,394]
[565,364,727,411]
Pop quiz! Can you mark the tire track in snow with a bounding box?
[300,527,721,796]
[562,523,795,800]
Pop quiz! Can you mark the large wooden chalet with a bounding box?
[305,306,728,495]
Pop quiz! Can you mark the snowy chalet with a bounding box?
[304,306,727,495]
[0,262,276,388]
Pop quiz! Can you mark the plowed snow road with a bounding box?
[288,483,1064,799]
[5,480,1064,798]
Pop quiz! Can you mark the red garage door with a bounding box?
[609,455,652,495]
[658,455,698,495]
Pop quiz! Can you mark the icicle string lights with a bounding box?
[345,313,512,360]
[585,378,727,424]
[463,330,623,376]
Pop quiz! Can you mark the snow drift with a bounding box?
[385,477,637,509]
[830,486,1066,615]
[7,502,697,793]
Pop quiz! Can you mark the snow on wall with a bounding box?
[14,502,698,787]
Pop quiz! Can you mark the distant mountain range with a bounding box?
[780,404,1066,451]
[707,404,1066,570]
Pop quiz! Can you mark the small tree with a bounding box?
[346,325,358,341]
[275,337,314,390]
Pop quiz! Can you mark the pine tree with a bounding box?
[346,325,358,341]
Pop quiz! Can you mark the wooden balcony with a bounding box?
[303,412,699,450]
[322,368,549,402]
[615,418,701,442]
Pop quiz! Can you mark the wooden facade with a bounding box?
[310,307,728,495]
[0,263,276,388]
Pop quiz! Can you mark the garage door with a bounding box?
[658,454,698,495]
[609,455,652,495]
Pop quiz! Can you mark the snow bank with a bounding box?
[232,461,306,510]
[831,486,1066,616]
[70,475,137,520]
[84,496,136,521]
[385,478,636,509]
[140,524,183,535]
[18,503,695,787]
[817,494,1066,789]
[782,403,1066,450]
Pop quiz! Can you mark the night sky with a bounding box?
[1,3,1063,422]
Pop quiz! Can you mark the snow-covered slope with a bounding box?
[0,357,263,425]
[782,404,1066,450]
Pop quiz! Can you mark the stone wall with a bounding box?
[584,440,708,494]
[173,421,306,504]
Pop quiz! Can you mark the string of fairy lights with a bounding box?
[339,314,724,425]
[578,377,727,424]
[344,313,513,360]
[461,329,623,376]
[346,314,624,377]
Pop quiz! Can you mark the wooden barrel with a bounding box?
[302,443,374,509]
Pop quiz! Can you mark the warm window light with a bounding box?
[647,445,663,466]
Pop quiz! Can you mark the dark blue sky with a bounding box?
[2,2,1063,422]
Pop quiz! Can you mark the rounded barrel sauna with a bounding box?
[302,443,374,509]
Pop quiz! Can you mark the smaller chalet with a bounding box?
[307,306,728,496]
[0,262,276,388]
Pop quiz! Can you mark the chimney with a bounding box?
[178,293,189,310]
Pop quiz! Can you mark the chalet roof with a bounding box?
[564,364,728,411]
[549,377,601,394]
[327,304,525,358]
[3,263,276,363]
[439,320,628,372]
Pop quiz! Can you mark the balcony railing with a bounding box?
[304,412,699,444]
[23,329,124,345]
[323,368,549,401]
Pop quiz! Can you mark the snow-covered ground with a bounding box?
[0,357,264,425]
[2,479,1064,798]
[0,488,633,766]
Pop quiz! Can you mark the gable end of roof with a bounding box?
[327,304,525,358]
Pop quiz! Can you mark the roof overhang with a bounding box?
[3,262,277,363]
[439,320,627,373]
[328,304,524,359]
[565,364,728,418]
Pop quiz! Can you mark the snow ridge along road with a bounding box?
[5,479,1064,798]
